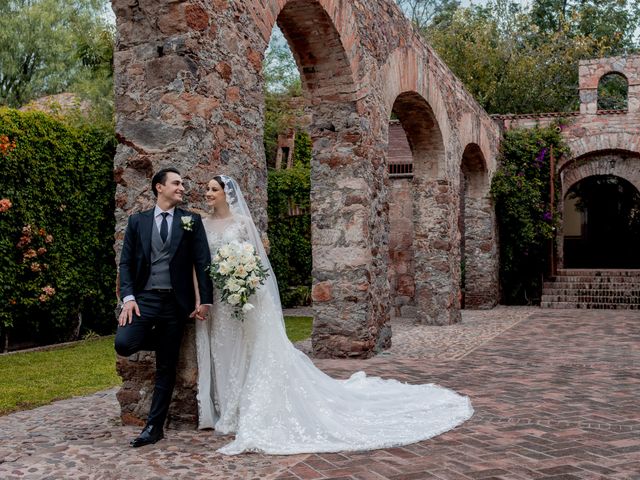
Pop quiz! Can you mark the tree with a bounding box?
[395,0,460,32]
[263,30,301,95]
[0,0,113,120]
[262,32,307,167]
[426,0,639,114]
[530,0,639,54]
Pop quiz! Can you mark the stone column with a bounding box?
[413,179,462,325]
[311,102,391,358]
[463,195,499,308]
[111,0,269,427]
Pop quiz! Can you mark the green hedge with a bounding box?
[0,108,116,349]
[267,164,312,308]
[490,124,569,304]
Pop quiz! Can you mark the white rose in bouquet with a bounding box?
[218,261,232,275]
[226,279,241,292]
[242,303,255,313]
[235,264,248,278]
[227,293,241,305]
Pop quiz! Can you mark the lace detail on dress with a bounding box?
[196,215,252,433]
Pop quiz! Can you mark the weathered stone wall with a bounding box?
[111,0,502,424]
[116,323,199,427]
[112,0,500,346]
[388,177,416,317]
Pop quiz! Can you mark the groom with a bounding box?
[115,167,213,447]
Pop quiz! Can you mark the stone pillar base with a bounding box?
[115,322,199,430]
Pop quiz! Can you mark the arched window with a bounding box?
[597,72,628,111]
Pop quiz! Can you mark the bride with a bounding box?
[195,175,473,455]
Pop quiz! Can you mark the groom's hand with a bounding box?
[118,300,140,326]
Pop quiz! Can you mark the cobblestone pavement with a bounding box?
[1,307,639,479]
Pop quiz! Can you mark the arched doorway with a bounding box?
[563,175,640,268]
[388,91,450,324]
[460,144,497,308]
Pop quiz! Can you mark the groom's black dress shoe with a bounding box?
[130,425,164,448]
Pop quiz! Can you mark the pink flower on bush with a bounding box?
[45,234,53,244]
[42,285,55,296]
[0,198,11,213]
[39,285,56,302]
[37,247,47,255]
[23,249,37,260]
[30,263,42,272]
[16,237,30,248]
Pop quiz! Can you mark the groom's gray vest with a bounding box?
[144,217,173,290]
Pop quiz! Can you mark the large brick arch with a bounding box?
[381,48,452,145]
[561,151,640,198]
[562,133,640,170]
[248,0,361,103]
[247,0,363,81]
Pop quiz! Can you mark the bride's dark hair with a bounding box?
[213,175,225,189]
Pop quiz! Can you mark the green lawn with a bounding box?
[0,316,313,415]
[284,315,313,342]
[0,336,121,415]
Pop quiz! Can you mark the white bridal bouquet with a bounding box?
[208,240,269,319]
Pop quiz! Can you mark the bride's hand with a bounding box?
[197,304,210,320]
[190,303,209,321]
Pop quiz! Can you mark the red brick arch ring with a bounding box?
[247,0,363,103]
[561,133,640,197]
[380,47,495,178]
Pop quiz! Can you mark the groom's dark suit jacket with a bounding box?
[119,207,213,316]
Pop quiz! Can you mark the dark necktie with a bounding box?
[160,212,169,243]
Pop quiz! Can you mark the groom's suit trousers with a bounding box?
[115,290,185,428]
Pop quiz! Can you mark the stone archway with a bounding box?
[563,173,640,268]
[112,0,502,349]
[388,91,452,325]
[111,0,503,426]
[559,151,640,268]
[460,144,497,309]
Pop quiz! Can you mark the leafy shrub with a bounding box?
[0,108,116,349]
[267,165,311,308]
[490,124,569,304]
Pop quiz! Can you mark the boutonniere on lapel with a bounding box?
[180,215,195,232]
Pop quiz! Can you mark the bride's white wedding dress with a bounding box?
[195,177,473,456]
